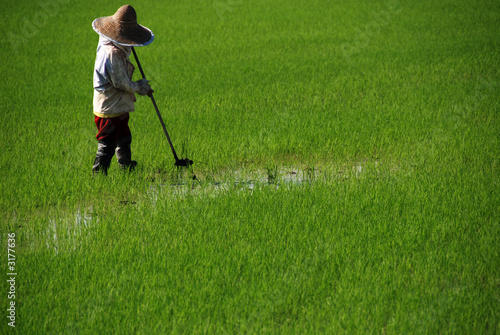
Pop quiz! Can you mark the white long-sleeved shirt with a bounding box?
[93,36,143,117]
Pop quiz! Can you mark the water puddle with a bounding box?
[147,166,317,201]
[147,161,381,200]
[47,207,96,254]
[44,161,386,250]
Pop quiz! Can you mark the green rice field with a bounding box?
[1,0,499,333]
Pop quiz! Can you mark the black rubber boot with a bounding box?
[116,135,137,172]
[92,140,116,175]
[120,160,138,172]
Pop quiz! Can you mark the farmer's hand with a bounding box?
[136,79,152,96]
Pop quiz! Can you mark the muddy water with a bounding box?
[147,162,380,200]
[148,166,318,200]
[46,162,378,247]
[47,208,96,253]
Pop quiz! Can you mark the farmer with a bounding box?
[91,5,154,175]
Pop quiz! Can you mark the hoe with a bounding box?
[132,47,193,168]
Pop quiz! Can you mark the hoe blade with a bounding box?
[175,158,193,167]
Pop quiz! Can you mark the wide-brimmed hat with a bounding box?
[92,5,154,47]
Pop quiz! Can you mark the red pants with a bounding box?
[95,113,131,142]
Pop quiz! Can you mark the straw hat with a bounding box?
[92,5,154,47]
